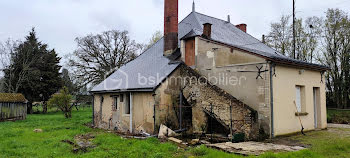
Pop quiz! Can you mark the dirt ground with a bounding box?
[205,125,350,156]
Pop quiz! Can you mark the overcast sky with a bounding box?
[0,0,349,65]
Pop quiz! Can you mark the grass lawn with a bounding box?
[0,108,350,158]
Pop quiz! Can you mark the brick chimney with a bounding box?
[164,0,178,56]
[202,23,212,39]
[236,24,247,33]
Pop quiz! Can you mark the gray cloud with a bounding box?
[0,0,349,67]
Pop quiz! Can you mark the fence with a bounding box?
[0,102,27,121]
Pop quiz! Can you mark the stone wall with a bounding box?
[153,69,182,132]
[178,65,259,140]
[193,37,271,136]
[93,92,154,134]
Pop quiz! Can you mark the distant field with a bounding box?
[327,109,350,124]
[0,108,350,157]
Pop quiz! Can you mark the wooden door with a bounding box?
[185,39,195,66]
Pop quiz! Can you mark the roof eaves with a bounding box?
[90,88,155,94]
[180,29,201,40]
[271,57,330,71]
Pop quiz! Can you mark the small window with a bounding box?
[120,94,124,102]
[295,85,305,113]
[125,93,130,114]
[113,97,118,111]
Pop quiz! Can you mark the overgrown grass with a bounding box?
[327,109,350,124]
[0,108,350,157]
[0,109,178,158]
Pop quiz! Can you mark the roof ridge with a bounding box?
[138,37,164,58]
[194,11,228,24]
[192,11,203,29]
[193,11,286,56]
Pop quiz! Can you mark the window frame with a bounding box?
[120,94,124,102]
[295,85,306,114]
[124,93,130,115]
[113,96,118,111]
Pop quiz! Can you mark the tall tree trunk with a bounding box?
[27,102,33,114]
[42,101,47,113]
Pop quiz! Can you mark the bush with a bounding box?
[48,87,73,118]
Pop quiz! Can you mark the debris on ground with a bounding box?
[61,139,75,145]
[189,139,200,145]
[141,131,151,137]
[33,129,43,132]
[168,137,182,144]
[199,140,210,145]
[74,133,96,151]
[115,130,154,139]
[206,141,305,156]
[121,135,150,139]
[158,124,178,138]
[62,133,96,153]
[168,137,188,148]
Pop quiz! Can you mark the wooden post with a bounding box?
[230,101,233,142]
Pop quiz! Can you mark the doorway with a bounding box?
[313,87,321,129]
[185,39,195,66]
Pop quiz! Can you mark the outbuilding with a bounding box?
[0,93,27,121]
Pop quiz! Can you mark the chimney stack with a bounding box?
[202,23,212,39]
[235,24,247,33]
[164,0,178,56]
[227,15,231,23]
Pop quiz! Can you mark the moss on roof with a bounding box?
[0,93,27,103]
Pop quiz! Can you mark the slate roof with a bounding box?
[91,11,328,93]
[180,12,328,70]
[91,38,180,93]
[0,93,27,103]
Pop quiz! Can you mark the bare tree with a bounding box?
[304,16,323,63]
[69,30,142,86]
[0,39,30,93]
[265,15,292,57]
[321,9,350,109]
[265,15,322,63]
[0,39,15,75]
[147,30,163,48]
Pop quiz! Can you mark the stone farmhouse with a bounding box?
[90,0,328,139]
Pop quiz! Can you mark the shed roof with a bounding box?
[0,93,27,103]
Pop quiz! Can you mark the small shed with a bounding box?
[0,93,27,121]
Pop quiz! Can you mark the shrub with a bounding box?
[48,87,73,118]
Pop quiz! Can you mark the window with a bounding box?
[295,85,305,113]
[113,96,118,111]
[125,93,130,114]
[120,94,124,102]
